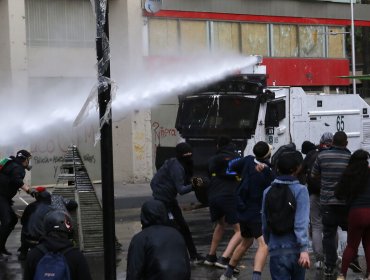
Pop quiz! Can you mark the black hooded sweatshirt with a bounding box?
[126,200,190,280]
[0,156,26,200]
[23,233,92,280]
[207,143,240,202]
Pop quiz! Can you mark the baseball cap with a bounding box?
[320,132,333,145]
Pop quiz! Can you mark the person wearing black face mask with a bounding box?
[0,149,36,259]
[150,142,205,264]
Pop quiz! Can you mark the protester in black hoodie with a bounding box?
[18,190,53,260]
[150,142,205,263]
[24,210,92,280]
[204,136,241,268]
[0,150,35,257]
[126,200,190,280]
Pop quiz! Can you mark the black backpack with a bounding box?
[265,183,296,235]
[0,157,11,173]
[302,150,320,194]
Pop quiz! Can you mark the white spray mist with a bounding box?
[77,53,259,125]
[0,53,258,148]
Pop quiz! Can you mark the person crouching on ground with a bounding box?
[126,199,190,280]
[23,210,92,280]
[18,189,53,260]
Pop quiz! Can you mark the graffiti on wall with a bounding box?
[27,124,100,184]
[152,121,177,147]
[133,131,145,161]
[31,124,97,154]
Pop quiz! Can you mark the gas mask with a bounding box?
[178,155,194,183]
[26,158,32,171]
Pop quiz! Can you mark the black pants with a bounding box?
[0,196,18,250]
[18,232,38,254]
[161,200,198,258]
[321,204,348,268]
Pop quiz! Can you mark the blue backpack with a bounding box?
[33,244,73,280]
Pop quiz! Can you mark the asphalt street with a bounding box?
[0,183,367,280]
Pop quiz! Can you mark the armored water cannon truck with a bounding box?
[166,56,370,204]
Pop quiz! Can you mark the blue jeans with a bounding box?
[270,253,305,280]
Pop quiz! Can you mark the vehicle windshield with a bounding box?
[176,94,260,138]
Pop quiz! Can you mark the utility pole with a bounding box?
[94,0,117,279]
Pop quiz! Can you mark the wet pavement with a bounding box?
[1,183,367,280]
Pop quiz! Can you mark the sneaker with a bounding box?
[232,267,240,275]
[315,260,324,270]
[204,254,217,266]
[215,257,230,269]
[0,248,12,256]
[336,256,342,268]
[349,259,362,273]
[324,266,335,278]
[190,253,206,264]
[220,274,237,280]
[336,274,345,280]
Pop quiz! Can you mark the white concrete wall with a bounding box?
[0,0,28,96]
[109,0,153,183]
[28,47,96,78]
[0,0,31,185]
[1,0,153,185]
[0,0,11,87]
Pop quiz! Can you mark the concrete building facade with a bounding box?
[1,0,370,185]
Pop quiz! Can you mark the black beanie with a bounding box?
[277,152,300,175]
[253,141,271,160]
[16,150,31,159]
[301,141,316,155]
[176,142,192,158]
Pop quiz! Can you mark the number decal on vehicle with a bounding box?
[336,115,344,131]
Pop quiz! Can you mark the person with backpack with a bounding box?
[262,152,310,280]
[0,150,36,258]
[126,199,190,280]
[18,189,53,261]
[220,141,274,280]
[203,136,241,269]
[270,143,303,178]
[23,210,92,280]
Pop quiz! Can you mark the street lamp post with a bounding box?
[350,0,356,94]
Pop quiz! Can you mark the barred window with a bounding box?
[26,0,95,47]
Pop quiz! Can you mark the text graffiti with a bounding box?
[152,121,177,145]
